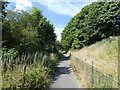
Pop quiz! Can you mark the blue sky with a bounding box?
[7,0,93,41]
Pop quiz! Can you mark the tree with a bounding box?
[61,2,120,51]
[2,7,56,54]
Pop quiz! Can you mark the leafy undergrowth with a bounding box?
[2,51,62,90]
[70,36,119,88]
[3,64,50,89]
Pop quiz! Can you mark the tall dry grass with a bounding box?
[70,36,119,88]
[72,36,118,76]
[2,52,59,89]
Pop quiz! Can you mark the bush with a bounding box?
[25,66,51,89]
[2,48,18,72]
[2,47,18,61]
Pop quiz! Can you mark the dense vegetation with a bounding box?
[1,2,62,89]
[2,1,120,89]
[2,7,56,54]
[61,2,120,51]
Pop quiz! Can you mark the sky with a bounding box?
[6,0,94,41]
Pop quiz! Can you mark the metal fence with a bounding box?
[70,54,119,88]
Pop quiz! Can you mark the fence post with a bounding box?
[23,64,27,86]
[91,61,94,88]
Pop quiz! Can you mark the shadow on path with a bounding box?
[60,55,70,61]
[53,54,71,81]
[50,54,81,88]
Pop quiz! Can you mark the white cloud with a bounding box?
[13,0,33,11]
[37,0,92,17]
[54,25,64,41]
[29,0,96,3]
[8,0,93,16]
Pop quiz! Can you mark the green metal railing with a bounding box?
[70,54,119,88]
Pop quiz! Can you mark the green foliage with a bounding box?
[2,7,56,54]
[2,48,18,72]
[61,2,120,51]
[2,47,18,61]
[2,7,60,89]
[55,41,63,51]
[2,52,59,89]
[25,66,51,89]
[3,65,51,89]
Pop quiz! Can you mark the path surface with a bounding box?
[50,54,81,88]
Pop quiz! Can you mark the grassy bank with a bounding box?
[70,36,119,88]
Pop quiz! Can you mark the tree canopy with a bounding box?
[2,7,56,54]
[61,2,120,51]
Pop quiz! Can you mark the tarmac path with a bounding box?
[50,54,81,88]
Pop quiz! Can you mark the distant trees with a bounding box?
[2,7,56,54]
[61,2,120,51]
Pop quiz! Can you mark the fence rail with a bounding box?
[70,54,119,88]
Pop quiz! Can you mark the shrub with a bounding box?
[25,66,51,89]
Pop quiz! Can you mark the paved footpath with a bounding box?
[50,54,81,88]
